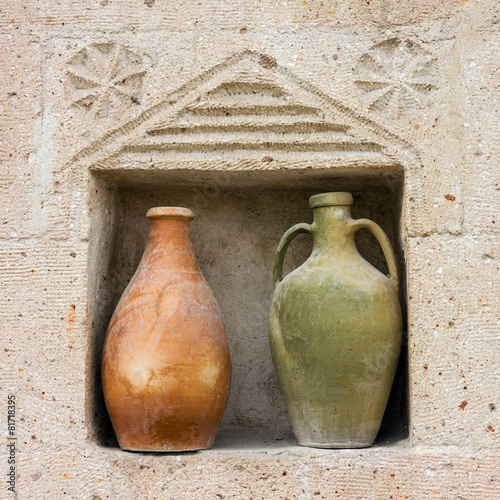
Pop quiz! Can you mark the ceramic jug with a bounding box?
[269,192,402,448]
[102,207,231,452]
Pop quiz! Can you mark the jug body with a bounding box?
[269,193,402,448]
[102,207,231,452]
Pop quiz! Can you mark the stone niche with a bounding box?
[82,51,417,450]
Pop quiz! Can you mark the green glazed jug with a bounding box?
[269,192,402,448]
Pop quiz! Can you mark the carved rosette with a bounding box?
[353,38,438,120]
[66,43,147,121]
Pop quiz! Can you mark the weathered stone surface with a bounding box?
[461,31,500,234]
[1,0,499,497]
[0,35,43,239]
[0,0,481,31]
[14,442,500,498]
[407,234,499,449]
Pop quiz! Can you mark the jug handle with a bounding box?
[273,223,313,289]
[349,218,399,290]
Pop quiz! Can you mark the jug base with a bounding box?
[298,440,374,449]
[121,444,211,453]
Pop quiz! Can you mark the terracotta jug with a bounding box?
[102,207,231,452]
[269,192,402,448]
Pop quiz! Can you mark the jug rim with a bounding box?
[146,207,195,221]
[309,192,353,208]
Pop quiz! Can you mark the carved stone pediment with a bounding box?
[72,50,419,176]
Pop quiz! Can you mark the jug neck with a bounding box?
[142,207,200,274]
[311,205,356,254]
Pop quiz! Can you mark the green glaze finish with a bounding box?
[269,192,402,448]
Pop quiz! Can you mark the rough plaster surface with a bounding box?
[1,0,499,498]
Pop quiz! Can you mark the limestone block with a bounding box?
[47,30,465,240]
[0,1,38,30]
[0,0,477,32]
[0,33,75,241]
[460,31,500,234]
[407,234,499,449]
[0,240,89,457]
[1,0,498,33]
[0,35,42,239]
[16,442,500,498]
[42,18,491,243]
[465,0,500,29]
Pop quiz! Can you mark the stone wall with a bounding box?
[1,0,498,498]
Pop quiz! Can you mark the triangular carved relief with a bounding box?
[133,75,378,156]
[72,50,419,174]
